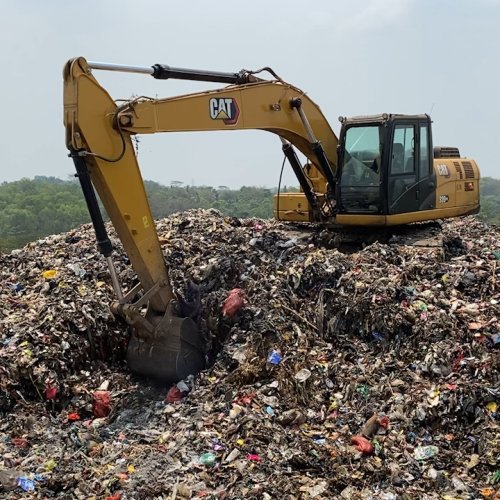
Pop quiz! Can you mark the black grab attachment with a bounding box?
[71,151,113,257]
[152,64,250,85]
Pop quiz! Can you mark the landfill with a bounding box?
[0,209,499,499]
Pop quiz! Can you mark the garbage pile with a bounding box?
[1,210,499,499]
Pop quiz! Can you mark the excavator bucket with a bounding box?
[126,308,206,382]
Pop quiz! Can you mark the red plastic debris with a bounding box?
[92,390,111,418]
[67,412,81,421]
[452,350,465,372]
[378,416,389,429]
[166,386,184,403]
[105,495,121,500]
[235,391,256,406]
[44,385,58,400]
[247,453,262,462]
[351,435,374,454]
[222,288,246,318]
[11,437,29,448]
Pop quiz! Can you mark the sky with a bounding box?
[0,0,499,189]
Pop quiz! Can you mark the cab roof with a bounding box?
[339,114,431,125]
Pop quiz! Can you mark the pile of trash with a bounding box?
[1,210,499,499]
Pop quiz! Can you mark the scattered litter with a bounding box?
[414,445,439,460]
[267,349,282,365]
[199,452,217,467]
[0,211,499,497]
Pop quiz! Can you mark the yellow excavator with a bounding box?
[63,57,480,381]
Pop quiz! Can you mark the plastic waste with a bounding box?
[267,349,282,365]
[42,269,57,279]
[199,452,217,466]
[224,448,240,463]
[486,402,497,413]
[414,445,439,460]
[294,368,312,382]
[166,386,184,403]
[351,435,374,454]
[8,282,24,293]
[265,406,275,416]
[44,385,58,400]
[229,403,245,419]
[176,380,190,393]
[11,437,28,448]
[17,476,35,492]
[276,238,297,249]
[222,288,246,318]
[45,459,57,472]
[356,384,370,397]
[92,390,111,417]
[67,263,86,277]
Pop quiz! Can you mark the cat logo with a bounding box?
[209,97,239,125]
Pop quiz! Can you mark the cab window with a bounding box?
[341,125,381,186]
[391,125,415,174]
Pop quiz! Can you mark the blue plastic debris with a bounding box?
[267,350,282,365]
[265,406,275,416]
[17,477,35,492]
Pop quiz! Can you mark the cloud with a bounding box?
[358,0,414,28]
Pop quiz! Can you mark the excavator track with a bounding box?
[282,221,444,255]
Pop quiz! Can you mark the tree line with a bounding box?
[0,177,282,252]
[1,176,499,253]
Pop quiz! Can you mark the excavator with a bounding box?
[63,57,480,382]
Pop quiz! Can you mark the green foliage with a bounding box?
[0,177,89,253]
[0,177,281,252]
[2,175,497,253]
[144,181,274,219]
[478,177,500,225]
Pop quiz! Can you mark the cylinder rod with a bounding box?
[87,60,251,85]
[280,137,320,217]
[290,98,337,195]
[106,256,125,303]
[87,61,154,75]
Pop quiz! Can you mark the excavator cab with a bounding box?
[336,114,436,217]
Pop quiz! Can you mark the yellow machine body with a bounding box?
[274,157,480,225]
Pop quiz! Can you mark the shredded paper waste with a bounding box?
[1,210,499,499]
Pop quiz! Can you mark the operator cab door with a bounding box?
[388,120,435,215]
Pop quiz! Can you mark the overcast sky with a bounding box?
[0,0,498,188]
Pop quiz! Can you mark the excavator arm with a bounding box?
[63,57,338,381]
